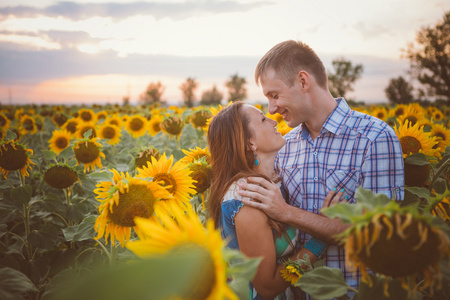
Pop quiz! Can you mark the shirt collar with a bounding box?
[297,97,351,139]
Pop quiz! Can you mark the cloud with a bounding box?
[0,1,274,21]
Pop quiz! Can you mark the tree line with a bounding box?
[136,10,449,107]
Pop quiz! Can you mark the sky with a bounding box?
[0,0,449,106]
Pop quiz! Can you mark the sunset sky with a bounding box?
[1,0,449,106]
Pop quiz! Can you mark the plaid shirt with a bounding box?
[274,98,404,290]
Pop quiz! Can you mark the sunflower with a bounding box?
[322,188,450,297]
[394,120,439,158]
[431,195,450,226]
[73,137,105,173]
[75,121,97,140]
[51,113,68,127]
[430,123,450,158]
[98,123,121,145]
[180,146,211,164]
[135,148,161,170]
[96,110,108,122]
[126,202,238,300]
[277,121,293,136]
[49,129,72,155]
[105,115,123,129]
[77,108,97,123]
[0,113,10,131]
[147,114,163,136]
[191,109,213,130]
[161,115,183,139]
[388,104,408,119]
[125,115,148,138]
[0,140,35,179]
[19,115,37,135]
[371,107,388,121]
[137,154,196,209]
[396,104,427,127]
[62,118,80,137]
[44,164,79,189]
[94,169,172,246]
[187,161,212,210]
[266,112,284,124]
[280,265,302,285]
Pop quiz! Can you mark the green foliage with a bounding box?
[327,57,364,99]
[225,73,247,101]
[200,85,224,105]
[179,77,198,107]
[384,76,415,104]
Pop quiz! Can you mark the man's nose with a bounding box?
[268,100,277,115]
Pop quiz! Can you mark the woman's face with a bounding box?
[242,104,286,156]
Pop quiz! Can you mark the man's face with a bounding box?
[260,68,307,128]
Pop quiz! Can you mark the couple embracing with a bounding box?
[207,40,405,300]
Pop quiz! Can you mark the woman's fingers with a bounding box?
[322,188,347,209]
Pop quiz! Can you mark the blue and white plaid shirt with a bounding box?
[274,98,405,290]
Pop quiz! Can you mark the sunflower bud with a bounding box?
[44,164,78,189]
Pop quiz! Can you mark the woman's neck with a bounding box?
[255,154,276,179]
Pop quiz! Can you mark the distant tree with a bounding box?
[404,10,450,103]
[200,85,223,105]
[384,76,414,104]
[225,73,247,101]
[327,57,364,99]
[139,81,165,104]
[179,77,198,108]
[122,95,130,106]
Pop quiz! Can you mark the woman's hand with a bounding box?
[237,176,289,223]
[320,188,347,216]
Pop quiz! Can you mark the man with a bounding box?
[239,40,405,293]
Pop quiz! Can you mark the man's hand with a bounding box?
[237,176,290,222]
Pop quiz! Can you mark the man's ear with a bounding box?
[297,70,310,90]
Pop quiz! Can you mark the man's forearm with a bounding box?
[282,206,349,245]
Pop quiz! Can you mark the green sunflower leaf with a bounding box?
[404,153,430,166]
[63,215,97,242]
[321,202,363,224]
[295,266,350,300]
[10,184,32,205]
[40,150,57,161]
[0,267,37,299]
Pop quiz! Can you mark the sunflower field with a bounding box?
[0,102,449,300]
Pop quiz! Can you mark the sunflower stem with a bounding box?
[176,138,181,151]
[17,169,25,186]
[429,155,450,192]
[22,203,33,261]
[96,240,111,262]
[110,242,118,267]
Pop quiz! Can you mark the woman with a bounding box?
[207,102,344,299]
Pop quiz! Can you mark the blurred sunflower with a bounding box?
[19,115,37,135]
[161,115,183,139]
[322,189,450,297]
[191,109,213,130]
[96,110,108,122]
[125,115,148,138]
[431,194,450,226]
[371,106,388,121]
[105,115,123,129]
[397,104,427,127]
[431,109,444,122]
[137,153,196,209]
[430,123,450,158]
[126,202,238,300]
[180,146,211,164]
[277,121,293,136]
[62,118,80,137]
[147,114,163,136]
[187,161,212,210]
[94,169,172,246]
[388,104,408,119]
[75,121,97,139]
[78,108,97,123]
[266,112,284,124]
[73,137,105,173]
[0,140,35,179]
[98,123,121,145]
[135,148,161,170]
[51,112,68,127]
[394,120,439,158]
[0,113,10,131]
[48,129,72,155]
[44,163,79,189]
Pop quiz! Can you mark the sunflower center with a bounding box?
[405,115,418,126]
[436,132,446,141]
[189,164,212,194]
[171,244,216,300]
[395,108,404,117]
[102,126,116,139]
[44,165,78,189]
[130,118,144,131]
[109,120,119,126]
[400,136,422,154]
[80,111,93,121]
[0,143,28,171]
[55,137,69,149]
[135,149,161,169]
[65,121,77,133]
[23,118,34,131]
[434,113,442,120]
[108,184,156,227]
[74,142,100,163]
[153,173,177,194]
[152,122,161,132]
[376,112,385,119]
[53,113,68,126]
[192,111,212,127]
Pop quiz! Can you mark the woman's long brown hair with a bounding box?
[207,102,288,237]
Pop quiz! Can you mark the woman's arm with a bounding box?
[235,205,318,299]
